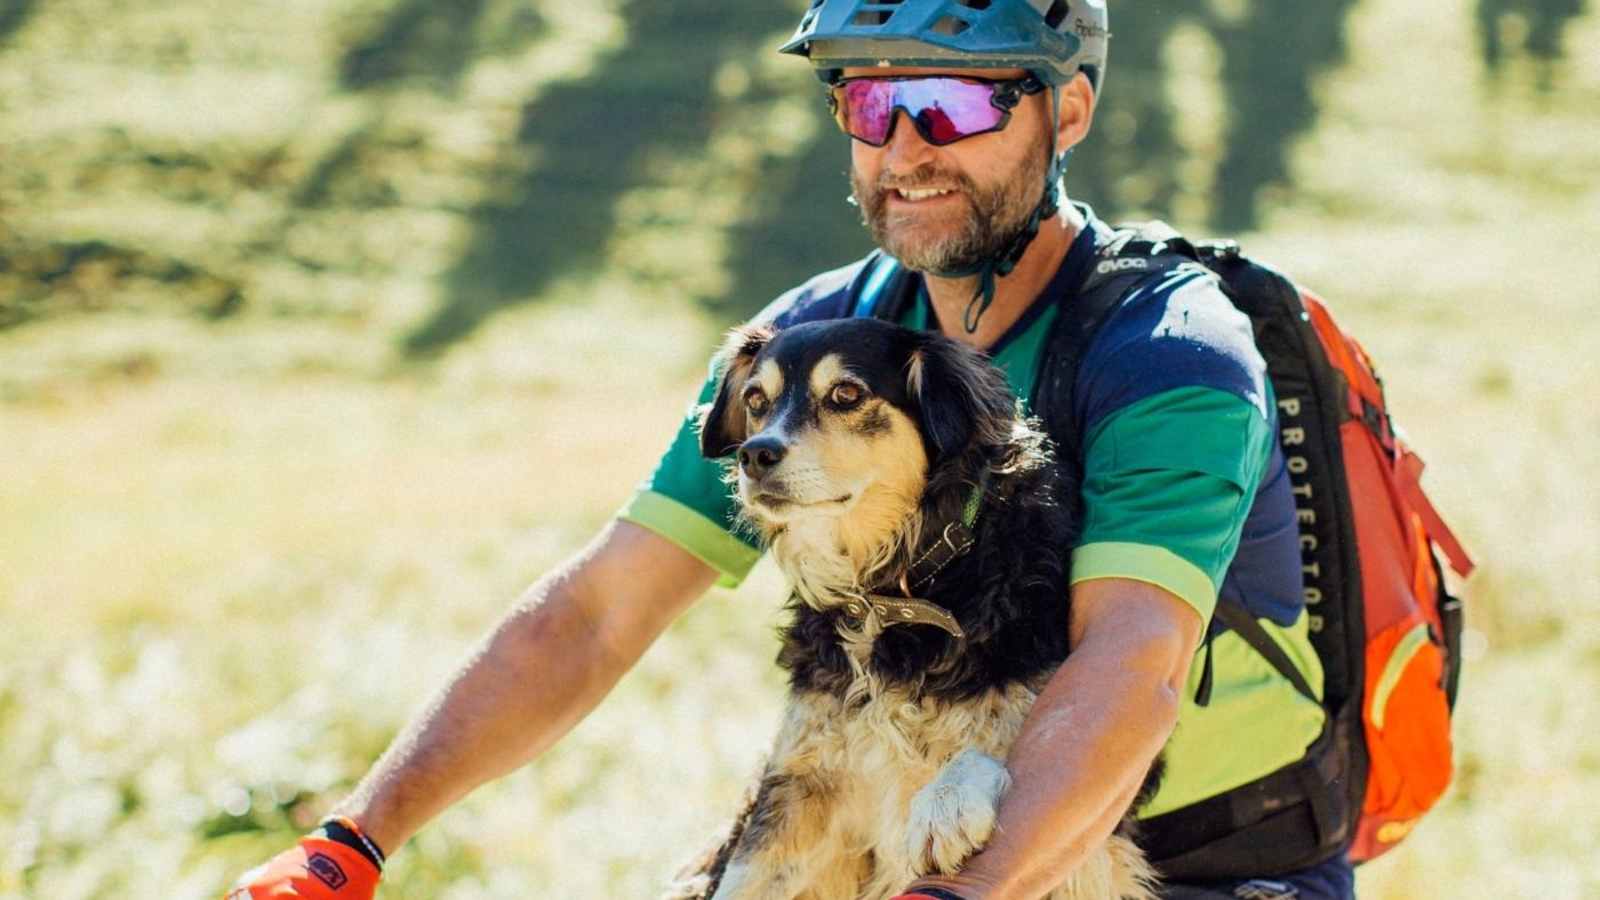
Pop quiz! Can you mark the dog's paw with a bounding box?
[904,749,1012,876]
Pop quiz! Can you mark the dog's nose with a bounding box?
[739,436,787,479]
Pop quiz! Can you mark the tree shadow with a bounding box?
[1477,0,1588,89]
[339,0,496,92]
[717,93,875,320]
[1211,0,1359,231]
[1069,7,1186,221]
[0,0,36,46]
[406,1,801,355]
[409,0,1382,338]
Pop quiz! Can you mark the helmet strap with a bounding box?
[954,84,1068,334]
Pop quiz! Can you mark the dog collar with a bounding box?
[836,475,985,639]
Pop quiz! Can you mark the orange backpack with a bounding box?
[1294,283,1475,862]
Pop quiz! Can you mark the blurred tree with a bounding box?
[1067,4,1187,224]
[408,0,1372,337]
[0,0,34,46]
[1210,0,1359,231]
[717,70,875,319]
[1477,0,1589,89]
[407,1,807,353]
[339,0,511,92]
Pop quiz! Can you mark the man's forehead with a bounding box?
[837,64,1029,80]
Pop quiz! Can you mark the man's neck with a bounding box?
[922,202,1084,349]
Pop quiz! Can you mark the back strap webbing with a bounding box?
[1211,602,1318,705]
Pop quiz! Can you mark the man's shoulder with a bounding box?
[1077,264,1269,432]
[753,255,879,329]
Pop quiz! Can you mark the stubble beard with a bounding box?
[851,145,1048,276]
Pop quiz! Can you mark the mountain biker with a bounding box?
[228,2,1352,898]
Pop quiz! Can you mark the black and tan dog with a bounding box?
[672,318,1156,900]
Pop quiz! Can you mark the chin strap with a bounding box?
[952,85,1070,334]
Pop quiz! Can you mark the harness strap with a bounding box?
[1211,602,1319,706]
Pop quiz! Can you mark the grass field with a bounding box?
[3,0,1599,898]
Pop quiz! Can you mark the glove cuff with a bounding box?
[893,889,969,900]
[314,816,386,872]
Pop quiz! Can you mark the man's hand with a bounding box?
[224,835,380,900]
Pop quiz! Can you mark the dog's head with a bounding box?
[698,319,1018,545]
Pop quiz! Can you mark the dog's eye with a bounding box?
[744,389,770,417]
[828,382,865,410]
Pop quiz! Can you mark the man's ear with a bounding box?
[904,333,1016,463]
[1055,69,1097,153]
[698,324,774,458]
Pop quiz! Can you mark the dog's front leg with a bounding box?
[712,697,853,900]
[902,748,1011,878]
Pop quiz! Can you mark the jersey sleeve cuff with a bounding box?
[1071,541,1218,630]
[618,490,762,588]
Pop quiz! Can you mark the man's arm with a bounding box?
[329,519,718,853]
[904,576,1201,900]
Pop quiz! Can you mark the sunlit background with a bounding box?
[2,0,1597,897]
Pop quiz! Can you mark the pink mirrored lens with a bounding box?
[837,78,1006,146]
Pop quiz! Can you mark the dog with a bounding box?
[668,318,1158,900]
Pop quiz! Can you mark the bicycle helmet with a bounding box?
[780,0,1111,331]
[780,0,1109,89]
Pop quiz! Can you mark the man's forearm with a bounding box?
[328,522,716,854]
[967,646,1179,896]
[909,579,1198,900]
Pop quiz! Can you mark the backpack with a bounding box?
[846,221,1476,878]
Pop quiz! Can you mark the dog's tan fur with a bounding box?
[678,323,1157,900]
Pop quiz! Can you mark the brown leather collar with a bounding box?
[835,517,977,639]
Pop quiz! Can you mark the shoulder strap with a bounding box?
[1039,223,1330,705]
[1033,221,1201,478]
[850,252,922,323]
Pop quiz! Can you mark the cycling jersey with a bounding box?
[618,206,1325,821]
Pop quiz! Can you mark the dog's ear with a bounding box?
[698,324,775,458]
[905,334,1017,462]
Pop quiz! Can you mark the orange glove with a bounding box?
[225,818,384,900]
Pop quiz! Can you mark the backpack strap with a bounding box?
[1212,602,1319,705]
[1034,221,1201,479]
[850,252,923,323]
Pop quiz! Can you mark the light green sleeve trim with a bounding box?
[1071,541,1218,629]
[618,490,762,588]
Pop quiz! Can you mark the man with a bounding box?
[229,2,1353,898]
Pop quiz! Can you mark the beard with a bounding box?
[850,144,1049,276]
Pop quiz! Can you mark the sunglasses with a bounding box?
[827,74,1047,148]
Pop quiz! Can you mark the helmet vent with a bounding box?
[931,14,972,35]
[851,0,904,27]
[1043,0,1069,30]
[954,0,991,9]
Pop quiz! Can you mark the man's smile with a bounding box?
[893,186,959,202]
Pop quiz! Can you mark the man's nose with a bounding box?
[738,435,787,479]
[882,109,936,165]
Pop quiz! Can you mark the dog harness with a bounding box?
[834,478,985,639]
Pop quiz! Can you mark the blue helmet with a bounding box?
[779,0,1110,89]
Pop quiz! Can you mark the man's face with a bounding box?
[844,66,1054,276]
